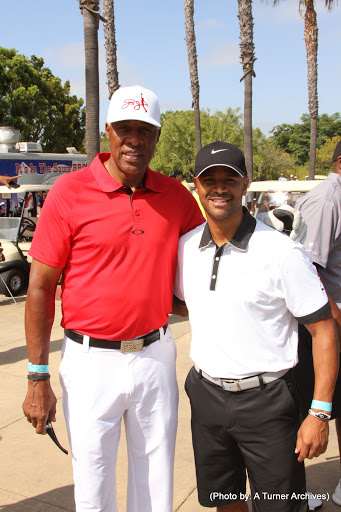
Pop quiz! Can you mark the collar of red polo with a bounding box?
[91,153,163,193]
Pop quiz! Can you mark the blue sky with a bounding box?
[2,0,341,137]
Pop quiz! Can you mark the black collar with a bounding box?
[199,207,256,251]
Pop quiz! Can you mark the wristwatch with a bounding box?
[308,409,331,421]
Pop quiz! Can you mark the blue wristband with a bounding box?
[28,363,49,374]
[311,400,332,412]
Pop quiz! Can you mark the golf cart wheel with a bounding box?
[0,269,27,297]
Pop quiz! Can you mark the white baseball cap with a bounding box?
[106,85,161,128]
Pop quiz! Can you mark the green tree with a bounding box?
[0,47,85,153]
[253,140,296,180]
[270,113,341,165]
[237,0,256,182]
[150,108,261,177]
[100,131,110,152]
[151,110,198,176]
[316,136,341,172]
[78,0,101,165]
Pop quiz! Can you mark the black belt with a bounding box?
[64,324,168,352]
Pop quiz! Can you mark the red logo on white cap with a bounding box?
[122,93,148,113]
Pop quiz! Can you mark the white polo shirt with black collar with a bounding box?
[174,208,331,379]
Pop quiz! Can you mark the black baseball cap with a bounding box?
[194,142,247,178]
[332,140,341,162]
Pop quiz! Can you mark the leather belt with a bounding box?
[65,324,168,353]
[194,364,288,392]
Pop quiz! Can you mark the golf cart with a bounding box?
[0,184,51,296]
[248,179,323,217]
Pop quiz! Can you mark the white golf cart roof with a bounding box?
[0,184,52,198]
[248,180,323,193]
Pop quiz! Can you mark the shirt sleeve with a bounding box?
[299,195,335,268]
[29,178,72,268]
[178,185,205,236]
[280,242,330,323]
[174,235,185,301]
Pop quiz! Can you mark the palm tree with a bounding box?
[184,0,202,152]
[102,0,119,98]
[237,0,256,182]
[78,0,101,165]
[272,0,337,179]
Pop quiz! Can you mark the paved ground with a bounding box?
[1,292,341,511]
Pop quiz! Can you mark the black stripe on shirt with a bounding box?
[295,301,331,325]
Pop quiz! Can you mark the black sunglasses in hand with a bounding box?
[46,419,68,455]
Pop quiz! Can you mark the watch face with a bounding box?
[315,412,329,420]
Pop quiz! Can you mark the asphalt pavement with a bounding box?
[1,292,341,511]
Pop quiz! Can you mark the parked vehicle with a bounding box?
[248,179,323,216]
[0,184,51,296]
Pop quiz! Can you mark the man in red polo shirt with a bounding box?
[22,85,204,512]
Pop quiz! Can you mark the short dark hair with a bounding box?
[171,170,183,178]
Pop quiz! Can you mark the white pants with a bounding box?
[59,326,178,512]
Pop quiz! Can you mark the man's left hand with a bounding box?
[295,414,329,462]
[257,205,307,243]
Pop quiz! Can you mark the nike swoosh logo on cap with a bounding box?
[211,149,229,154]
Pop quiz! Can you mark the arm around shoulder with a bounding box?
[172,294,188,317]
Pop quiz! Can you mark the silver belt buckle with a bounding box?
[221,379,242,392]
[120,339,144,353]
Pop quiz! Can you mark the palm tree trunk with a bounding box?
[102,0,119,98]
[237,0,256,183]
[243,71,253,182]
[304,0,318,179]
[79,0,100,165]
[184,0,201,152]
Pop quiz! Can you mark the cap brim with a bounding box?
[195,163,246,178]
[107,113,161,128]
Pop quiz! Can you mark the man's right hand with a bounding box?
[22,380,57,434]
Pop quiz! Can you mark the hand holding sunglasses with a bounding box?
[46,418,68,455]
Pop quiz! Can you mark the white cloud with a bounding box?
[199,43,240,69]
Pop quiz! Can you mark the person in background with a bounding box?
[171,169,191,192]
[0,175,20,188]
[294,139,341,509]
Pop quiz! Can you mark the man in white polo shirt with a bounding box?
[173,142,338,512]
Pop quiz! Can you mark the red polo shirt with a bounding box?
[29,153,204,339]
